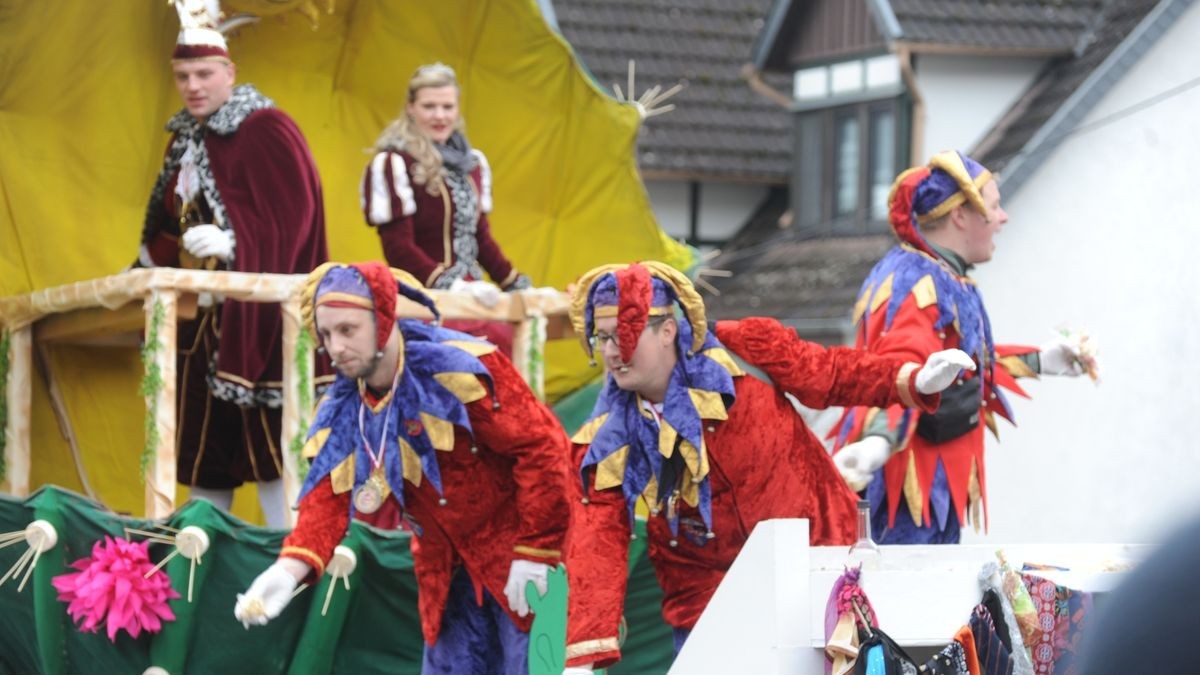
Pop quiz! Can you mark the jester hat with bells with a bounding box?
[887,150,994,258]
[297,262,497,511]
[569,262,744,541]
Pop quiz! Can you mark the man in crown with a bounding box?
[134,1,330,526]
[560,261,974,671]
[831,151,1095,545]
[234,262,570,674]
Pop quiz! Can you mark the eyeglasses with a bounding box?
[590,316,670,350]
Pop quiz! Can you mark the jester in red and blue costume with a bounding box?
[832,151,1090,545]
[562,262,971,670]
[234,262,570,674]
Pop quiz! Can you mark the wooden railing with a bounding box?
[0,269,572,523]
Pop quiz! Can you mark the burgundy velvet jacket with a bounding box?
[360,148,522,289]
[280,351,570,645]
[142,105,330,404]
[563,318,937,668]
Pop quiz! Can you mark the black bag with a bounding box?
[915,378,981,444]
[852,625,920,675]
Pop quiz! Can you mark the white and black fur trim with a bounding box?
[140,84,274,253]
[206,350,284,409]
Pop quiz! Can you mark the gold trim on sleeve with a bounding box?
[895,362,920,408]
[513,545,561,559]
[281,546,326,576]
[566,637,621,661]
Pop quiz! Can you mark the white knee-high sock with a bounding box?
[256,479,290,529]
[189,486,234,512]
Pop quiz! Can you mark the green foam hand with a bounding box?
[527,563,569,675]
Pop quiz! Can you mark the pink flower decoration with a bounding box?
[52,536,180,642]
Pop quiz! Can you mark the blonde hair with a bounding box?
[374,62,466,196]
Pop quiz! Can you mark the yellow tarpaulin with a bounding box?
[0,0,673,518]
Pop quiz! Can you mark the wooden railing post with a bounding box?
[143,290,178,518]
[278,295,309,527]
[3,326,32,496]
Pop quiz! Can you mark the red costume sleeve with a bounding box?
[361,151,444,285]
[280,477,350,581]
[468,352,570,565]
[563,444,631,669]
[714,317,936,412]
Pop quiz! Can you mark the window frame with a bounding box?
[791,94,911,237]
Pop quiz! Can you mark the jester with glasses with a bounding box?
[561,262,974,671]
[235,262,570,674]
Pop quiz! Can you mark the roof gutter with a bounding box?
[740,63,795,109]
[865,0,902,40]
[1000,0,1195,197]
[752,0,795,71]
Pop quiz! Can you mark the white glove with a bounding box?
[181,224,235,261]
[503,559,551,618]
[562,666,595,675]
[449,278,502,308]
[834,436,892,491]
[1039,335,1085,376]
[234,558,310,628]
[914,349,976,395]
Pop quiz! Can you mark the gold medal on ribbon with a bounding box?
[353,470,390,514]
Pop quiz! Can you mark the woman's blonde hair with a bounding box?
[374,62,466,196]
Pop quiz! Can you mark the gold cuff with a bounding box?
[566,637,620,660]
[896,362,921,408]
[281,546,326,576]
[514,545,560,559]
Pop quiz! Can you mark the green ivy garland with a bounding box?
[289,327,314,482]
[526,315,546,400]
[0,329,10,483]
[138,299,166,482]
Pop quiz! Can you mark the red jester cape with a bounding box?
[562,263,938,669]
[281,316,569,643]
[832,152,1039,543]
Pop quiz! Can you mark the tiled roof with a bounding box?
[707,231,893,327]
[887,0,1106,51]
[555,0,793,182]
[704,187,894,325]
[975,0,1166,179]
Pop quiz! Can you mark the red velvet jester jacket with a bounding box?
[563,317,938,668]
[281,329,570,646]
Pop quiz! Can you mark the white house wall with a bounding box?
[970,1,1200,546]
[915,54,1045,161]
[644,179,768,244]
